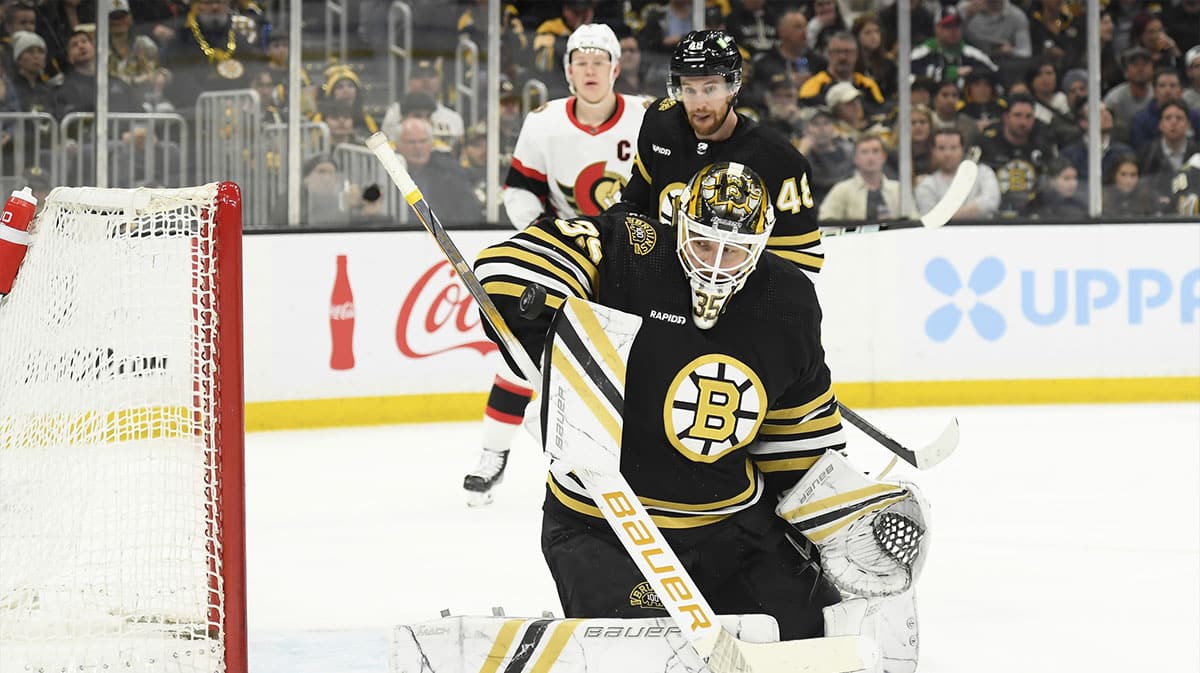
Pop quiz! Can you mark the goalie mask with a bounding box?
[674,162,774,329]
[563,23,621,95]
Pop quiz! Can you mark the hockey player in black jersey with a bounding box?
[617,30,825,277]
[1172,152,1200,216]
[474,162,844,640]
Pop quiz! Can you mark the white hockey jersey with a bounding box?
[504,94,648,228]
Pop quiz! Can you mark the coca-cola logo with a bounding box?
[396,260,498,358]
[330,301,355,320]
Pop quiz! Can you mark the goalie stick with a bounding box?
[821,159,980,236]
[823,162,976,467]
[919,159,978,229]
[837,403,957,470]
[366,133,876,673]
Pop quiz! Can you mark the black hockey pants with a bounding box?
[540,498,842,640]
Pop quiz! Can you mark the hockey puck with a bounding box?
[518,284,547,319]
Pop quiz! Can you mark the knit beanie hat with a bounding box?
[11,31,47,60]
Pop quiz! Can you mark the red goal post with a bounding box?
[0,182,246,672]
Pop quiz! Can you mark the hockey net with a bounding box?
[0,183,246,672]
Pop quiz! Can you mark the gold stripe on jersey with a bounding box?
[477,245,588,298]
[522,227,600,290]
[570,300,628,387]
[479,619,525,673]
[759,410,842,436]
[768,230,822,247]
[548,476,736,529]
[636,458,757,511]
[766,388,836,421]
[550,342,623,446]
[482,280,566,309]
[633,152,651,183]
[768,246,825,272]
[754,454,822,473]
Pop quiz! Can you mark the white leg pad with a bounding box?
[823,591,918,673]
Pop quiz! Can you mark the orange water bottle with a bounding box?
[0,187,38,296]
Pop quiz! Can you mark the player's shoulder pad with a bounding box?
[654,96,678,113]
[982,127,999,139]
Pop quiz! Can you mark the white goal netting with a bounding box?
[0,183,244,673]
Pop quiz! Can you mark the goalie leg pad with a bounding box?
[777,451,931,597]
[824,591,918,673]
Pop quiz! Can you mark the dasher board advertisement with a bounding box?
[817,224,1200,405]
[241,224,1199,429]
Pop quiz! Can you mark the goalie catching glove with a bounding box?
[777,450,931,598]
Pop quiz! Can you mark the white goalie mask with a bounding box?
[673,162,774,329]
[563,23,621,94]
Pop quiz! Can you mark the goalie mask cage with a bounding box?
[0,182,246,673]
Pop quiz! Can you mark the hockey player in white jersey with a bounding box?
[463,23,649,505]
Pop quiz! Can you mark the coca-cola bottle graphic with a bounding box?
[329,254,356,370]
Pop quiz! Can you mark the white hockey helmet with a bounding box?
[563,23,621,89]
[674,162,775,329]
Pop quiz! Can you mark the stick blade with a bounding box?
[920,160,978,229]
[709,631,879,673]
[914,417,959,469]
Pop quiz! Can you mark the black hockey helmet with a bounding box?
[668,30,743,101]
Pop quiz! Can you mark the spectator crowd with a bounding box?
[2,0,1199,225]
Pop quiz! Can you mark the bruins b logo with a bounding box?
[664,354,767,463]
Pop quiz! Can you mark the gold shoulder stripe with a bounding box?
[768,248,825,270]
[477,246,587,298]
[768,230,822,247]
[523,227,599,289]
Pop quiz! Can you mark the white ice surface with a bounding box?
[246,403,1200,672]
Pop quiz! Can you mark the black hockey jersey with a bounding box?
[969,125,1056,217]
[618,97,824,276]
[1171,159,1200,216]
[474,210,846,534]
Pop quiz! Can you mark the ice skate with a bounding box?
[463,449,508,506]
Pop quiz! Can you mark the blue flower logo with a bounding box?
[924,257,1007,341]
